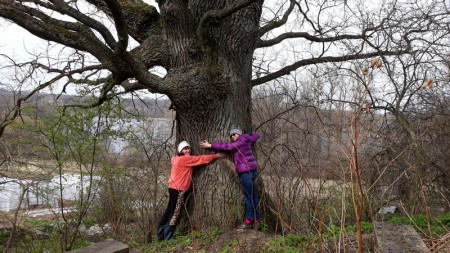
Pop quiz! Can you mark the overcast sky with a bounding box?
[0,21,45,61]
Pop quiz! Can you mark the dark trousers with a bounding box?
[239,170,261,222]
[156,188,186,241]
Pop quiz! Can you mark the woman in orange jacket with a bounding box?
[156,141,224,241]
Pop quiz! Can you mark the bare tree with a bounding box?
[0,0,448,231]
[357,50,450,213]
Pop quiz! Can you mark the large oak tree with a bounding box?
[0,0,446,231]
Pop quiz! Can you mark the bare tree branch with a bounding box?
[257,32,366,48]
[0,1,111,55]
[196,0,260,43]
[85,0,161,43]
[251,49,414,87]
[258,0,296,37]
[102,0,129,54]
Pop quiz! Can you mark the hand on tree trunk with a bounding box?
[200,140,212,149]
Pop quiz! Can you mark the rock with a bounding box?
[377,205,397,214]
[374,221,431,253]
[66,238,129,253]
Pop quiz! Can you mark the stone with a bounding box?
[378,206,397,214]
[374,222,431,253]
[66,238,129,253]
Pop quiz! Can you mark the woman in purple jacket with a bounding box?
[200,128,261,230]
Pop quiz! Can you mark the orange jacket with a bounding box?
[168,154,219,191]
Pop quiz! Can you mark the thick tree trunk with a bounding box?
[167,66,255,230]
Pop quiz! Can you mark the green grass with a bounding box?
[386,212,450,236]
[266,234,310,252]
[323,221,373,238]
[137,229,222,253]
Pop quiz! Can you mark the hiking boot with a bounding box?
[163,225,175,241]
[236,222,253,230]
[156,226,165,241]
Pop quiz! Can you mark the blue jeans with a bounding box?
[239,170,260,222]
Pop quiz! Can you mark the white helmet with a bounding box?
[177,141,190,153]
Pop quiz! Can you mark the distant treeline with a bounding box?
[0,88,171,118]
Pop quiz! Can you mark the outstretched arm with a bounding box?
[200,140,212,149]
[200,139,237,152]
[179,154,223,167]
[248,133,260,144]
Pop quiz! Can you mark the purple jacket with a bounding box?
[211,133,259,174]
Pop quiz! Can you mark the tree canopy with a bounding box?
[1,1,447,106]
